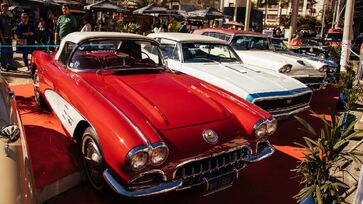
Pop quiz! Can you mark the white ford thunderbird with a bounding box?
[148,33,313,118]
[194,28,333,91]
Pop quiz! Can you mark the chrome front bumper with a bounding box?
[103,143,275,197]
[270,104,311,119]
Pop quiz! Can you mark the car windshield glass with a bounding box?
[271,38,288,51]
[231,35,270,50]
[69,39,163,70]
[181,43,239,63]
[326,33,342,41]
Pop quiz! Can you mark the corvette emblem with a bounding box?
[286,99,293,104]
[202,129,218,144]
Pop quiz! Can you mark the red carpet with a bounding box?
[12,84,81,189]
[11,84,339,203]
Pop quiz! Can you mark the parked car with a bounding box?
[148,33,312,118]
[30,32,276,197]
[0,74,35,203]
[194,28,330,91]
[271,37,339,82]
[325,28,343,48]
[286,38,329,58]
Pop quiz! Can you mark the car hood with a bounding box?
[236,50,316,71]
[277,51,338,69]
[181,62,305,97]
[80,72,231,130]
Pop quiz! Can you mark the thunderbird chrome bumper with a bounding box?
[104,142,275,197]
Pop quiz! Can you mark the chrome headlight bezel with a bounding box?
[254,118,278,138]
[279,64,292,73]
[126,142,169,171]
[318,65,328,73]
[150,142,169,166]
[126,146,150,171]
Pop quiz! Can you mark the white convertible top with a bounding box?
[148,33,228,44]
[55,32,155,61]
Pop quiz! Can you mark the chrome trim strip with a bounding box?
[251,90,312,103]
[242,142,275,163]
[129,169,167,184]
[103,169,183,197]
[82,80,151,146]
[271,105,310,118]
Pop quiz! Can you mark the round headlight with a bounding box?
[279,65,292,73]
[254,122,267,138]
[329,67,337,73]
[128,150,149,171]
[151,146,169,166]
[279,66,287,73]
[319,66,328,72]
[266,118,278,135]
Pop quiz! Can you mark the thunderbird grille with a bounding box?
[174,146,250,190]
[254,92,312,113]
[294,76,326,90]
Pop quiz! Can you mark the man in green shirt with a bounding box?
[55,4,77,44]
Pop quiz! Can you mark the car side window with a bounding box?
[160,39,180,61]
[59,42,75,67]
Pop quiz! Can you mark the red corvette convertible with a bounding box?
[31,32,276,197]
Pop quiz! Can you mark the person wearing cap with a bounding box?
[0,3,15,71]
[54,4,77,44]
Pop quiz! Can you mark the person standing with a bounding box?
[37,18,49,50]
[15,13,35,71]
[54,4,77,44]
[0,3,15,71]
[290,34,302,49]
[80,17,91,32]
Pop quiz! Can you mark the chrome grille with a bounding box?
[174,146,250,190]
[254,92,312,112]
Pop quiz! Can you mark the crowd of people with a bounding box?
[0,3,78,71]
[0,2,203,72]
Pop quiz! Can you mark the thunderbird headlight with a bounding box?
[266,118,278,135]
[150,144,169,166]
[279,65,292,73]
[328,67,337,73]
[127,147,149,171]
[319,66,328,72]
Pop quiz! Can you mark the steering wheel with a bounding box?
[218,54,226,58]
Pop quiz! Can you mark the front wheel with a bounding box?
[81,127,107,191]
[33,70,47,109]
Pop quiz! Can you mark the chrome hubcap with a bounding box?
[83,139,104,188]
[33,73,40,101]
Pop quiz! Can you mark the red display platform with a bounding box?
[12,84,339,204]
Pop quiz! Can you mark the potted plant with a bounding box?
[293,112,363,204]
[334,65,363,129]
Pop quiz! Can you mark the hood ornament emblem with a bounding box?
[202,129,218,145]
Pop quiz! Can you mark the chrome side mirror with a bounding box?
[0,125,20,143]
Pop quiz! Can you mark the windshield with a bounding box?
[326,33,342,41]
[181,43,240,63]
[231,35,270,50]
[271,38,288,51]
[69,39,163,70]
